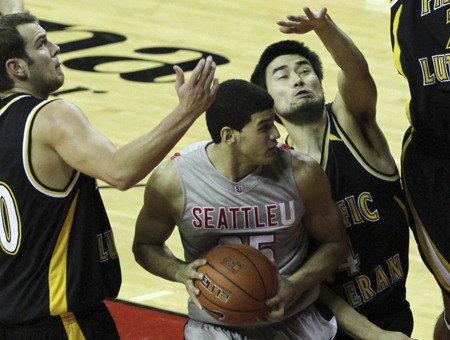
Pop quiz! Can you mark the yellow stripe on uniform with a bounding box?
[49,191,79,315]
[392,4,405,78]
[61,312,86,340]
[404,182,450,292]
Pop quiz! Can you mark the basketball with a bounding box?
[194,243,278,324]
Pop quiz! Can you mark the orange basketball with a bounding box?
[194,243,278,324]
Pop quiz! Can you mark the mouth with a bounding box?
[294,89,311,98]
[268,144,278,152]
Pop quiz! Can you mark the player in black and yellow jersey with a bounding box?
[391,1,450,339]
[252,6,413,340]
[0,12,218,339]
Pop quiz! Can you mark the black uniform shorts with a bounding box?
[0,302,119,340]
[402,127,450,295]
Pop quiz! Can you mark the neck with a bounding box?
[282,109,327,163]
[0,89,22,99]
[206,143,258,182]
[1,85,49,100]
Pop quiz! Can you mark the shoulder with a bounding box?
[38,99,85,120]
[34,99,88,135]
[288,148,322,172]
[146,159,180,197]
[144,159,183,215]
[288,149,331,197]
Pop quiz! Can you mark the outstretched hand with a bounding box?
[173,56,219,119]
[277,7,328,34]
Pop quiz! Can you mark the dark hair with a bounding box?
[0,12,37,91]
[250,40,323,90]
[206,79,274,143]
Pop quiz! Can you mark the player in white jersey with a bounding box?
[133,79,347,339]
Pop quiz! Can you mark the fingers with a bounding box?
[303,6,314,18]
[202,59,217,91]
[175,56,218,94]
[185,258,207,309]
[265,303,285,322]
[173,65,185,91]
[186,56,215,88]
[196,56,215,89]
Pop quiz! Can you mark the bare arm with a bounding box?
[289,152,347,291]
[277,6,377,123]
[319,285,415,340]
[267,151,347,319]
[34,57,219,190]
[132,161,205,307]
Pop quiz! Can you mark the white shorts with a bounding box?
[184,304,337,340]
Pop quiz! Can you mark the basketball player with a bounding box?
[0,12,218,339]
[251,7,413,339]
[391,1,450,339]
[0,0,24,14]
[133,79,348,339]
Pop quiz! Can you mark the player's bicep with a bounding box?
[133,163,179,246]
[306,199,344,244]
[37,100,117,180]
[298,162,344,243]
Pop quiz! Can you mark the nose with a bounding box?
[50,41,60,57]
[291,71,303,87]
[270,125,281,140]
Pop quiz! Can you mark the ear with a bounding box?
[5,58,27,81]
[220,126,236,144]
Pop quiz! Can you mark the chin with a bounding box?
[262,151,277,164]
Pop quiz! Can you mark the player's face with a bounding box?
[17,22,64,98]
[236,108,280,165]
[265,54,325,123]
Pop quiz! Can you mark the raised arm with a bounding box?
[132,160,205,307]
[34,57,219,190]
[277,6,377,122]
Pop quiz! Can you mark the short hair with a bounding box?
[250,40,323,90]
[206,79,274,143]
[0,12,37,91]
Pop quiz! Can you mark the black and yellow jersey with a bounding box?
[323,106,411,328]
[391,0,450,145]
[0,94,121,323]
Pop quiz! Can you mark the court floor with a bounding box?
[23,0,442,338]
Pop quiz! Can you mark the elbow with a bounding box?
[106,173,137,191]
[132,242,146,267]
[114,180,135,191]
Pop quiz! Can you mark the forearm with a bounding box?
[314,14,369,75]
[133,243,186,283]
[319,285,413,340]
[289,240,346,292]
[108,105,200,190]
[319,284,381,339]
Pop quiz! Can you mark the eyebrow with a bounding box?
[32,31,47,46]
[256,116,275,126]
[271,60,311,75]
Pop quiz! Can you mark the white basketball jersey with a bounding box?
[172,143,320,326]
